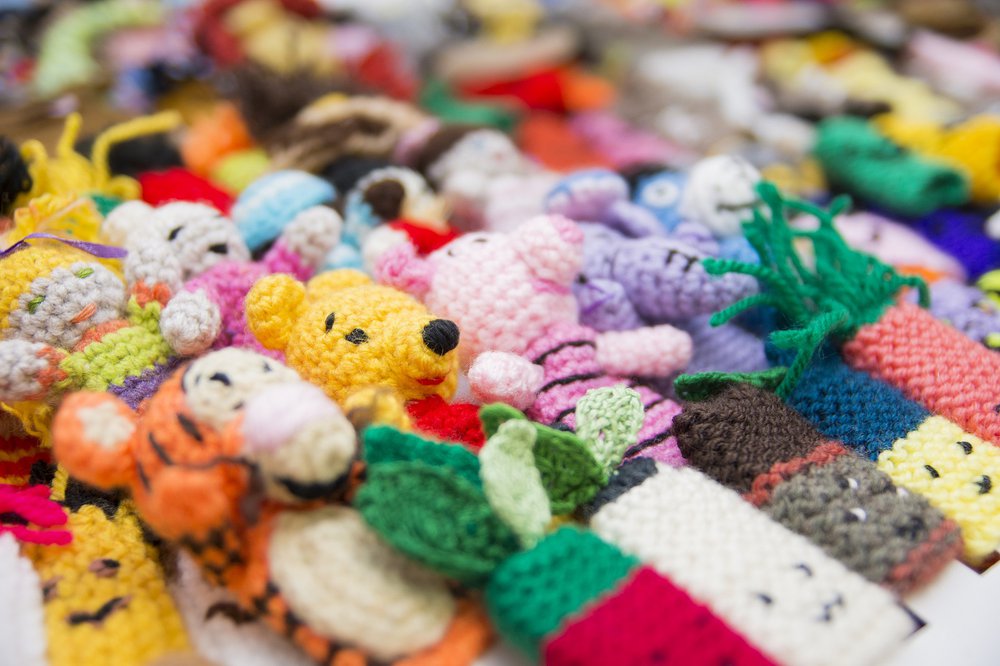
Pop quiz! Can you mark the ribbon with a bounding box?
[0,233,127,261]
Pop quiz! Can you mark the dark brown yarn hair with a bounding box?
[410,124,485,179]
[672,382,825,493]
[0,136,31,217]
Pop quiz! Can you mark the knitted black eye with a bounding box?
[957,441,973,455]
[794,563,813,577]
[346,328,368,345]
[924,464,940,479]
[977,475,992,495]
[576,274,588,285]
[168,226,183,241]
[755,593,773,606]
[324,313,336,333]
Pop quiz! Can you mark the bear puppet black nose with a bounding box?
[422,319,460,356]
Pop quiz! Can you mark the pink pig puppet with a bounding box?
[377,214,693,464]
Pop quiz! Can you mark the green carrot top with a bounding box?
[675,182,929,401]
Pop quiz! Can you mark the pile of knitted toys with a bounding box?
[1,1,999,665]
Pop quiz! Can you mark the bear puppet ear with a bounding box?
[306,269,371,299]
[101,199,156,246]
[52,392,138,491]
[375,241,434,298]
[510,214,584,286]
[245,274,307,352]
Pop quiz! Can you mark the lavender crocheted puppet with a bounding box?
[925,279,1000,350]
[544,169,757,331]
[104,200,342,359]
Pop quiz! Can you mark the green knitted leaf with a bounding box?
[486,527,637,656]
[480,404,606,513]
[90,193,123,217]
[355,461,519,587]
[574,387,644,473]
[479,403,529,439]
[480,420,551,547]
[362,425,481,488]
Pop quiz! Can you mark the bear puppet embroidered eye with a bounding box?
[325,313,336,333]
[345,328,369,345]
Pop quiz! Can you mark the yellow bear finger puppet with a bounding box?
[245,269,461,418]
[22,464,191,666]
[52,348,491,665]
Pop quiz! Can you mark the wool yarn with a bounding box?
[232,170,337,254]
[23,466,190,666]
[676,315,770,376]
[75,131,183,179]
[0,135,33,217]
[0,532,48,666]
[209,149,271,194]
[926,279,1000,349]
[673,383,961,594]
[53,349,478,664]
[588,461,916,666]
[246,270,460,406]
[137,168,235,214]
[180,104,256,178]
[378,217,691,464]
[909,206,1000,279]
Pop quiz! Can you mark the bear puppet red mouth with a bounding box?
[416,376,446,386]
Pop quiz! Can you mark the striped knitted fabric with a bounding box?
[673,383,961,594]
[486,527,774,666]
[587,460,916,666]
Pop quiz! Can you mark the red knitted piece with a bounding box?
[406,396,486,451]
[543,567,775,666]
[389,220,459,255]
[460,68,568,113]
[843,301,1000,446]
[138,168,234,214]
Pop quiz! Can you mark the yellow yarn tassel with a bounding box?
[23,467,190,666]
[15,111,182,210]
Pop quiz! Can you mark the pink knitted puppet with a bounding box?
[377,215,692,464]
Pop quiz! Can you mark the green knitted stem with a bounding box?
[485,527,637,657]
[687,181,928,399]
[480,404,607,514]
[362,424,482,488]
[813,116,969,217]
[355,461,520,587]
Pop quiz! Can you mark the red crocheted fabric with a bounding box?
[543,567,775,666]
[138,168,235,214]
[389,220,460,255]
[407,396,485,451]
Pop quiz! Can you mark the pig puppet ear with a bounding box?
[375,241,434,298]
[510,214,584,286]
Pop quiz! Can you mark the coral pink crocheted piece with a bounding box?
[543,567,775,666]
[842,301,1000,446]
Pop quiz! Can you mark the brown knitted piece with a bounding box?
[673,383,825,493]
[411,125,483,179]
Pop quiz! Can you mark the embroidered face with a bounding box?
[877,416,1000,563]
[7,261,126,349]
[679,155,761,238]
[588,464,915,665]
[633,171,688,232]
[246,270,461,402]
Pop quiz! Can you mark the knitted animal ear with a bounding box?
[510,214,583,286]
[52,392,137,491]
[306,269,371,298]
[375,242,433,298]
[245,274,306,352]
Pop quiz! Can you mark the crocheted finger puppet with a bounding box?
[0,228,221,420]
[325,165,447,270]
[544,169,757,329]
[231,170,337,257]
[353,400,774,666]
[672,382,961,594]
[764,346,1000,565]
[22,464,191,666]
[105,199,342,359]
[907,206,1000,280]
[585,457,916,666]
[246,269,461,409]
[680,181,1000,450]
[399,121,537,229]
[377,214,693,464]
[16,111,182,214]
[813,116,969,217]
[52,348,488,665]
[676,315,770,376]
